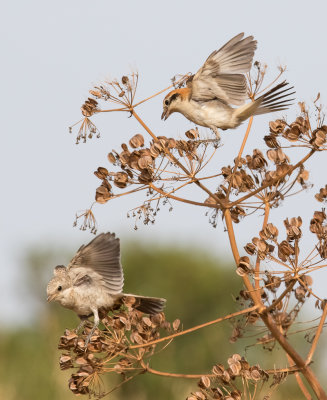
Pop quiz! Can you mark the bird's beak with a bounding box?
[47,294,56,302]
[161,107,170,121]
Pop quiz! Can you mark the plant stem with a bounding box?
[254,202,270,292]
[140,360,303,380]
[224,209,327,399]
[129,306,258,350]
[306,302,327,365]
[286,354,312,400]
[149,183,219,209]
[226,117,253,199]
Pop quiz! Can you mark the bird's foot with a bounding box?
[84,326,101,351]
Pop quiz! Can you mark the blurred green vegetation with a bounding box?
[0,241,321,399]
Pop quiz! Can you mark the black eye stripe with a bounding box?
[170,93,180,102]
[165,93,180,106]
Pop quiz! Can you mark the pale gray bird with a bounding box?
[161,33,295,137]
[47,233,166,345]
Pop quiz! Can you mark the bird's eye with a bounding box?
[165,99,169,106]
[57,286,62,291]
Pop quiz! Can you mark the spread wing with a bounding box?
[67,232,124,294]
[191,33,257,105]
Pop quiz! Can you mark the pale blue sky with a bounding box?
[2,0,327,324]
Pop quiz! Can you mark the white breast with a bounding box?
[67,285,117,316]
[176,100,237,130]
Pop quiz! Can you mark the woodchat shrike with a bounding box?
[161,33,294,138]
[47,233,166,345]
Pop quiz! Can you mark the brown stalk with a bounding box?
[224,207,327,399]
[139,360,302,380]
[254,202,270,292]
[149,183,219,209]
[224,209,262,304]
[226,116,254,199]
[129,305,258,350]
[286,354,312,400]
[306,302,327,365]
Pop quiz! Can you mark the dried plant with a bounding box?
[63,63,327,399]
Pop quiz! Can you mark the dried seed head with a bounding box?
[108,152,116,164]
[81,98,99,117]
[315,185,327,202]
[278,240,295,261]
[260,223,279,240]
[114,172,129,188]
[236,256,252,276]
[89,89,102,98]
[212,364,225,376]
[311,126,327,147]
[121,76,129,85]
[185,128,199,139]
[138,170,153,183]
[284,217,302,241]
[295,286,307,302]
[198,376,211,389]
[95,184,113,204]
[129,134,145,148]
[267,148,289,165]
[269,119,286,134]
[246,149,267,170]
[244,242,256,255]
[300,274,313,287]
[264,134,280,148]
[94,167,109,180]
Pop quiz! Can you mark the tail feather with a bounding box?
[234,81,295,122]
[125,294,166,314]
[254,81,295,115]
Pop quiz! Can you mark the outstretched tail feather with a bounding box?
[125,294,166,314]
[234,81,295,122]
[254,81,295,115]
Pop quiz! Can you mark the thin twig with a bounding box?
[131,109,226,208]
[129,306,258,350]
[140,360,302,380]
[149,183,219,209]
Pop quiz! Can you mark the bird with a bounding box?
[46,232,166,346]
[161,33,295,138]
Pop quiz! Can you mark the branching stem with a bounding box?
[129,306,258,350]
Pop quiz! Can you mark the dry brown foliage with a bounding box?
[64,63,327,399]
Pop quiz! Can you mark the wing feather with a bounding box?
[191,33,257,104]
[67,232,124,294]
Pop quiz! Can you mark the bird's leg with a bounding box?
[75,315,88,333]
[211,127,221,140]
[84,308,99,349]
